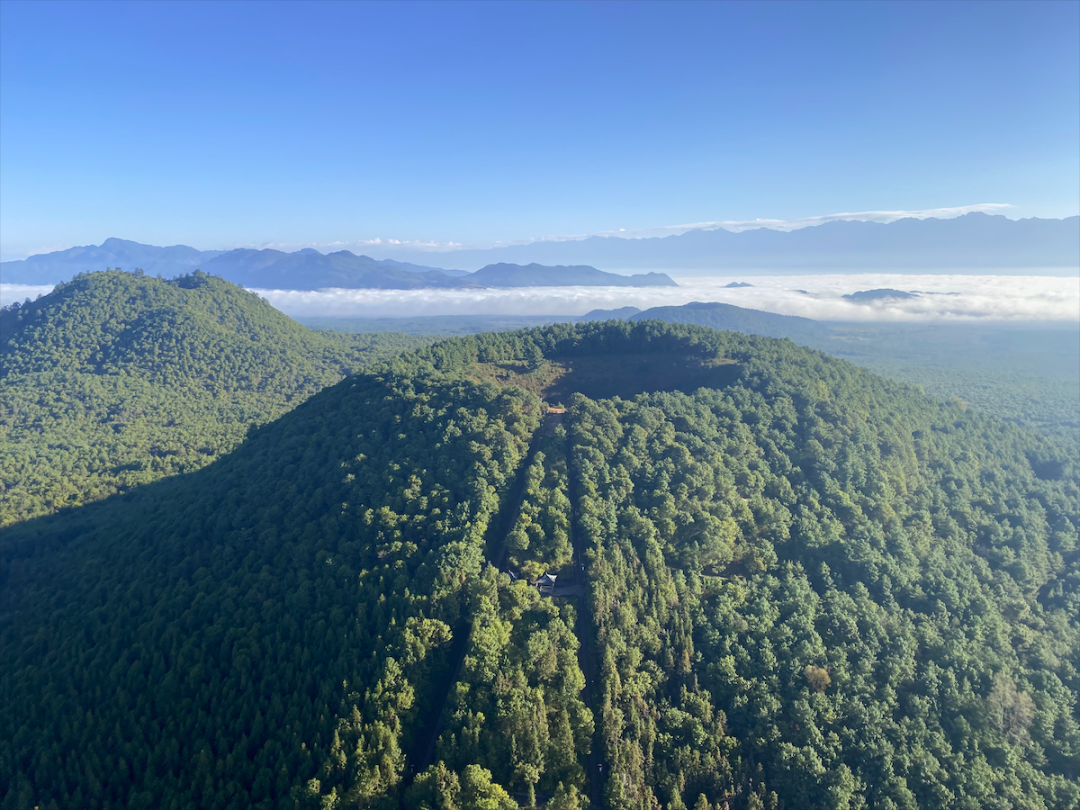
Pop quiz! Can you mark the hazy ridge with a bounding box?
[3,213,1076,288]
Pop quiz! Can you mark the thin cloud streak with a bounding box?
[223,204,1018,255]
[674,203,1016,235]
[246,273,1079,323]
[524,204,1017,243]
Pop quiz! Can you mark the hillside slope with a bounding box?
[0,270,429,524]
[620,301,1080,451]
[2,322,1077,810]
[631,300,825,340]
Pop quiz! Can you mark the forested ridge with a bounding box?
[303,310,1080,452]
[2,321,1077,809]
[0,270,431,525]
[627,305,1080,452]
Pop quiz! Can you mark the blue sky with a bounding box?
[1,0,1077,260]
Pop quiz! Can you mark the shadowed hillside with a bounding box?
[0,270,431,524]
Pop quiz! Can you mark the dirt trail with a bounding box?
[408,409,607,808]
[562,422,606,809]
[408,412,557,777]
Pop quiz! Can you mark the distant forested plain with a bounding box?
[2,312,1077,810]
[813,323,1080,451]
[0,270,433,525]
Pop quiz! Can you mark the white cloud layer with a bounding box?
[6,273,1075,325]
[0,284,54,305]
[243,273,1080,323]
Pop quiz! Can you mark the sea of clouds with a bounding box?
[247,274,1080,323]
[3,273,1077,323]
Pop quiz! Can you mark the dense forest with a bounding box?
[571,381,1078,809]
[628,308,1080,453]
[2,320,1077,809]
[2,356,541,810]
[0,270,431,525]
[506,430,574,579]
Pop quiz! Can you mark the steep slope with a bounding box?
[2,322,1077,810]
[579,306,643,320]
[1,367,541,810]
[466,263,677,287]
[0,270,430,524]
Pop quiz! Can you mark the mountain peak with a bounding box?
[100,237,142,248]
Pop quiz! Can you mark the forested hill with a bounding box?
[3,321,1077,810]
[614,301,1080,450]
[0,269,430,524]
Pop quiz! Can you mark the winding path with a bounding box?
[562,419,606,810]
[408,412,554,777]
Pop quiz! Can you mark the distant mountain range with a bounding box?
[0,238,469,287]
[370,212,1080,272]
[0,239,675,289]
[4,213,1075,288]
[2,238,226,282]
[197,247,473,290]
[468,263,674,287]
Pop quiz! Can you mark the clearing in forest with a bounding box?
[468,350,740,402]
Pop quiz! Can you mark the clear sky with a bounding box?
[1,0,1077,260]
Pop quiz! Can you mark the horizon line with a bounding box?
[6,203,1080,263]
